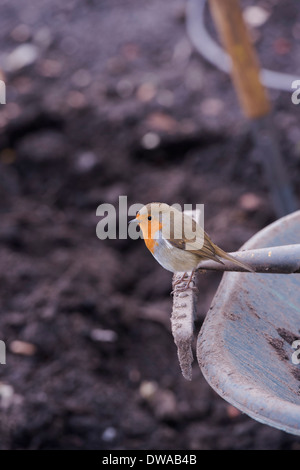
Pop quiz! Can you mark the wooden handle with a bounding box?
[208,0,270,119]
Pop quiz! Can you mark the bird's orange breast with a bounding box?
[144,237,158,254]
[140,220,162,254]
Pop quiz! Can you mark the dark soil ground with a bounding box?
[0,0,300,450]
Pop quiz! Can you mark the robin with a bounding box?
[129,202,254,289]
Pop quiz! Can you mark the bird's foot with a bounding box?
[171,270,198,295]
[171,284,198,295]
[172,272,188,288]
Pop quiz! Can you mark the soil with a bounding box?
[0,0,300,450]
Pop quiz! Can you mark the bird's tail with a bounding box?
[214,245,255,273]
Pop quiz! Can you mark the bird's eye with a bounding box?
[148,216,152,221]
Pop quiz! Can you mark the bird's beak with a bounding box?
[128,218,139,225]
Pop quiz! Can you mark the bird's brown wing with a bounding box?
[163,211,224,264]
[164,211,254,272]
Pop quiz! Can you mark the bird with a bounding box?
[129,202,254,290]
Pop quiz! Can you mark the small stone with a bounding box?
[136,82,156,102]
[156,89,174,107]
[146,112,178,133]
[11,24,31,43]
[139,382,178,420]
[243,6,270,27]
[200,98,224,117]
[71,69,91,88]
[75,151,98,173]
[12,76,33,94]
[141,132,160,149]
[0,383,17,409]
[90,329,117,342]
[38,59,62,77]
[66,90,86,108]
[239,193,262,212]
[5,43,39,72]
[102,427,117,442]
[139,381,158,400]
[9,340,36,356]
[33,27,52,48]
[151,388,178,420]
[116,78,134,98]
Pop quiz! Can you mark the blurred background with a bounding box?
[0,0,299,450]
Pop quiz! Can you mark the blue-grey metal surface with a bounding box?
[197,211,300,435]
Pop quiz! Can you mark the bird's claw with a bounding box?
[171,283,198,296]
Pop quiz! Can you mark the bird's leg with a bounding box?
[185,269,196,289]
[173,271,188,287]
[172,270,198,294]
[171,272,188,295]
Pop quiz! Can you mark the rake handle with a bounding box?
[208,0,270,119]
